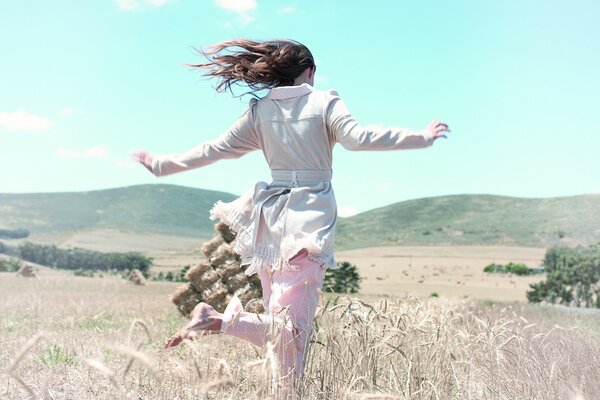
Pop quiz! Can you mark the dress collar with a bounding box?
[266,83,314,100]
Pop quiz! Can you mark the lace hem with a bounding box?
[209,200,337,276]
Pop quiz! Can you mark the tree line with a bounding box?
[0,241,152,273]
[527,243,600,308]
[0,228,29,239]
[1,239,362,293]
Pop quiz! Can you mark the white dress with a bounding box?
[152,83,434,276]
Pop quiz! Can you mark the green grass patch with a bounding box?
[40,345,78,366]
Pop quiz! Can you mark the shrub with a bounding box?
[506,262,530,276]
[74,269,96,278]
[483,262,532,276]
[153,266,189,282]
[0,258,22,272]
[177,265,190,282]
[323,261,361,294]
[483,263,503,273]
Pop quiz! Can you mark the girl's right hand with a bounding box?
[130,150,154,174]
[426,120,451,141]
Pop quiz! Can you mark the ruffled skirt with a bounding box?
[209,179,338,276]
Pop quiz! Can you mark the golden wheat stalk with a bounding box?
[113,344,161,381]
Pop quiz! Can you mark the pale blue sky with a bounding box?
[1,0,598,216]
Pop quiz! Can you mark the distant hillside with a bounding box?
[0,184,236,238]
[336,194,600,249]
[1,186,599,249]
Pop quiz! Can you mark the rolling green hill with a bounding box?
[335,194,600,248]
[0,184,236,238]
[1,185,599,249]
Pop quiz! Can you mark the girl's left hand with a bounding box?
[426,120,451,141]
[130,150,154,173]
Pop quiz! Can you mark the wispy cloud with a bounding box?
[58,146,110,159]
[58,106,75,116]
[0,109,52,132]
[115,0,139,10]
[215,0,256,13]
[147,0,174,6]
[114,0,175,11]
[278,6,300,14]
[215,0,257,25]
[338,206,359,218]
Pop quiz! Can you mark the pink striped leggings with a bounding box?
[220,249,326,381]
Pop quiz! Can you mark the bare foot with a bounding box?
[164,303,223,348]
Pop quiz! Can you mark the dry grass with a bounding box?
[337,246,547,302]
[1,268,599,399]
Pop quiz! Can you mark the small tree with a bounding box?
[323,261,361,294]
[0,258,22,272]
[527,244,600,307]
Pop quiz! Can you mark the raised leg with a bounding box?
[269,251,325,380]
[220,250,325,381]
[164,302,223,348]
[165,249,325,385]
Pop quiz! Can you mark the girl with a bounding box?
[132,39,450,385]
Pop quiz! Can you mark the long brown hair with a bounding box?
[186,39,315,94]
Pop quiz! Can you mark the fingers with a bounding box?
[429,120,451,140]
[130,150,154,172]
[164,334,183,349]
[434,120,450,132]
[164,329,211,349]
[437,124,450,132]
[130,150,146,164]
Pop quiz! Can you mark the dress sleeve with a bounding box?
[151,101,260,177]
[325,90,434,151]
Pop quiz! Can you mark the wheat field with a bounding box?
[1,266,600,399]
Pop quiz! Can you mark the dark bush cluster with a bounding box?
[17,241,152,273]
[0,228,29,239]
[527,243,600,307]
[323,261,361,294]
[483,262,533,276]
[0,257,22,272]
[73,269,99,278]
[153,265,190,282]
[0,241,19,257]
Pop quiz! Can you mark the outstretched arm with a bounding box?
[326,90,450,151]
[132,105,260,177]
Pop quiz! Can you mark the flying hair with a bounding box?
[185,39,315,95]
